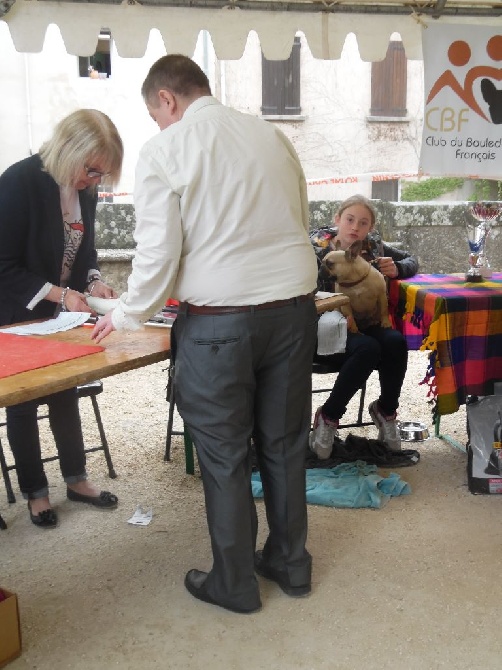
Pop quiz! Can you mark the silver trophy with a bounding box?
[465,202,502,282]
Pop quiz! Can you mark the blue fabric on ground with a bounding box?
[251,460,411,509]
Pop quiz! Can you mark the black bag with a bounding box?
[466,395,502,494]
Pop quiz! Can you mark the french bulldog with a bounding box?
[321,240,392,332]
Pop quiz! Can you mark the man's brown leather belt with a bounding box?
[179,292,314,315]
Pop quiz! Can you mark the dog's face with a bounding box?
[321,240,366,283]
[320,239,391,331]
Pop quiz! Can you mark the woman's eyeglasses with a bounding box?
[85,166,111,179]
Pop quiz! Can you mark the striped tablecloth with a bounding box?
[388,273,502,416]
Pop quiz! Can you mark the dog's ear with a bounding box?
[346,240,363,260]
[334,240,342,251]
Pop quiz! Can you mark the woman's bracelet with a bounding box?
[88,281,100,295]
[60,287,69,311]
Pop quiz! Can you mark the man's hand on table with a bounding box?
[91,312,116,343]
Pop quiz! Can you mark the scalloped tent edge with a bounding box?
[1,0,501,61]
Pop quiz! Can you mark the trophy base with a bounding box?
[465,265,492,283]
[465,273,485,283]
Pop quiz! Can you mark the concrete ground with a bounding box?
[1,350,501,670]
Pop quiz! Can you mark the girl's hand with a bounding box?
[376,257,398,278]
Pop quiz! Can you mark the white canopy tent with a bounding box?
[1,0,501,61]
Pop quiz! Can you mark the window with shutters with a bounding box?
[261,36,302,118]
[370,40,407,118]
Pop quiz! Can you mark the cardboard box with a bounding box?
[0,588,21,667]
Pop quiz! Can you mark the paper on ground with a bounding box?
[127,505,153,526]
[0,312,90,335]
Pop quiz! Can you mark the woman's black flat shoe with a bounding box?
[67,488,118,509]
[28,502,58,529]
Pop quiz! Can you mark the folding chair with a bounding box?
[311,361,373,429]
[0,380,116,504]
[164,361,195,474]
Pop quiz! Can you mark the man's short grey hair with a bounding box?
[141,54,211,105]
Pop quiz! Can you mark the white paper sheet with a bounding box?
[0,312,91,336]
[315,291,337,300]
[127,505,153,526]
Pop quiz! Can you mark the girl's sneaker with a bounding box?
[368,400,401,451]
[309,407,338,460]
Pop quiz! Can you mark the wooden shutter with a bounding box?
[261,36,301,115]
[370,41,407,117]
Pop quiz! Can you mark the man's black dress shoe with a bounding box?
[67,488,118,509]
[184,569,261,614]
[28,502,58,529]
[254,550,311,597]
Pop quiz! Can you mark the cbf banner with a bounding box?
[420,26,501,179]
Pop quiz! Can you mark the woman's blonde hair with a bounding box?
[335,194,377,228]
[39,109,123,187]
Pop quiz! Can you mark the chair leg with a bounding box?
[184,426,195,475]
[312,373,372,430]
[89,395,117,479]
[0,436,16,504]
[164,362,184,462]
[356,382,367,426]
[164,371,175,462]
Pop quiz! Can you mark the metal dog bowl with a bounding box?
[398,421,430,442]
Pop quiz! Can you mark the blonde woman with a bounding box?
[0,109,123,528]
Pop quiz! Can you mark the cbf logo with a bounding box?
[425,34,502,132]
[420,26,502,178]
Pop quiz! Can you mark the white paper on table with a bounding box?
[315,291,337,300]
[127,505,153,526]
[317,310,347,355]
[0,312,91,336]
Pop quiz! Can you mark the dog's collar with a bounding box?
[336,265,371,288]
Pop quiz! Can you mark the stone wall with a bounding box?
[96,201,502,293]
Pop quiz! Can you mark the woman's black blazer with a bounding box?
[0,154,99,326]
